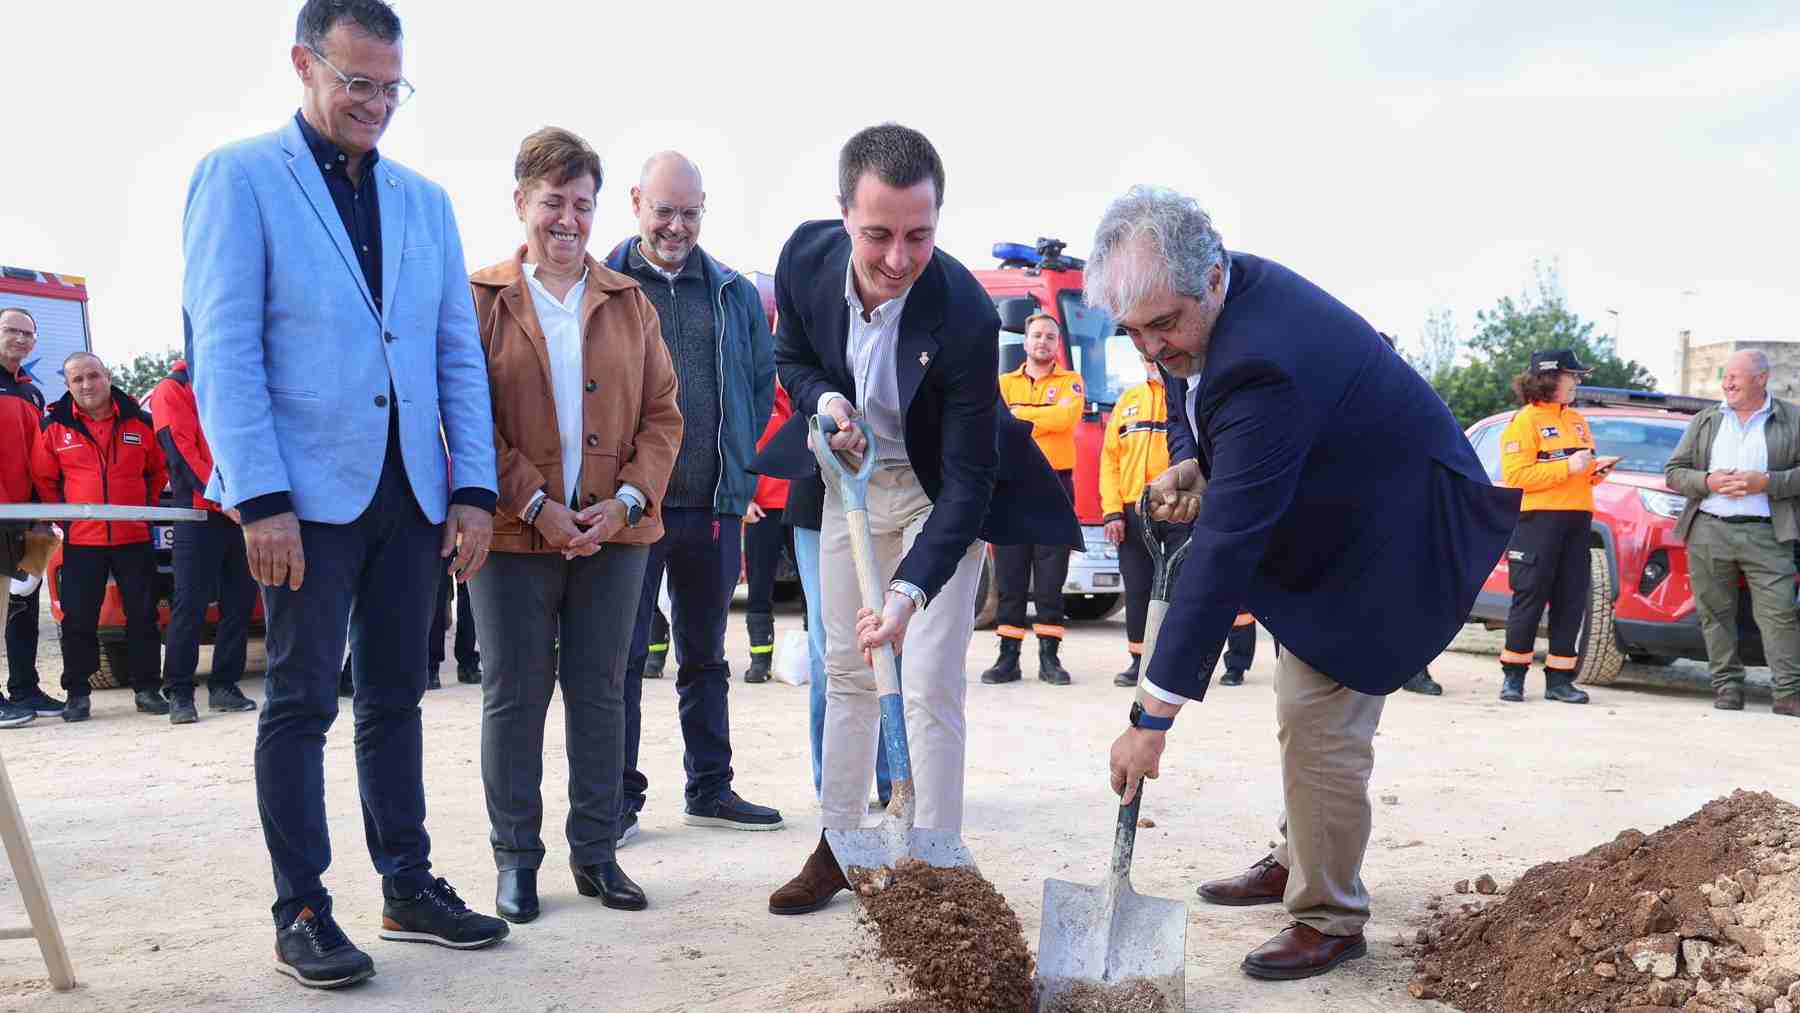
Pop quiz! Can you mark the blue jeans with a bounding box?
[794,527,891,802]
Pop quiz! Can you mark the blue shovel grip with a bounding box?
[879,693,912,782]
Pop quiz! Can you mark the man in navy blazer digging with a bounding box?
[753,123,1079,915]
[1099,186,1519,981]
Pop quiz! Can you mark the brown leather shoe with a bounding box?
[1715,686,1746,711]
[768,832,849,915]
[1197,854,1287,907]
[1774,695,1800,717]
[1242,923,1368,981]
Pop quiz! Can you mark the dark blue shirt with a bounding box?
[293,111,382,313]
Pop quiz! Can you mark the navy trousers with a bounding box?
[622,508,740,812]
[164,511,258,697]
[254,446,441,926]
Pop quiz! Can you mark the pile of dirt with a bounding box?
[1405,790,1800,1013]
[1038,980,1170,1012]
[848,857,1036,1013]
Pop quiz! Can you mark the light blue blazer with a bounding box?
[180,117,496,524]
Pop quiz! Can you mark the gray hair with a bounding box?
[296,0,402,52]
[1735,349,1772,375]
[0,306,35,327]
[1084,185,1226,318]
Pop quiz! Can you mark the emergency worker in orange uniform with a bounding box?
[1497,349,1616,704]
[981,312,1082,686]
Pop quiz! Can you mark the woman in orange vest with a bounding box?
[1497,349,1617,704]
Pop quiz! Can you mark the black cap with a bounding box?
[1528,349,1592,375]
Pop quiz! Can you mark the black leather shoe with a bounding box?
[1544,675,1589,704]
[61,696,91,723]
[1219,669,1246,687]
[495,869,539,924]
[169,697,199,725]
[1402,669,1444,695]
[456,663,483,685]
[979,638,1023,685]
[572,861,647,911]
[135,690,170,715]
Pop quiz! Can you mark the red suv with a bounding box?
[1464,386,1784,685]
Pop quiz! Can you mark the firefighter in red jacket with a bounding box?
[147,359,259,723]
[0,307,52,727]
[742,383,795,684]
[30,352,170,722]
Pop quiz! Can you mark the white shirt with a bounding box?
[1699,395,1774,518]
[522,263,589,507]
[821,259,911,465]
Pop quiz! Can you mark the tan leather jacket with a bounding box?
[470,248,682,552]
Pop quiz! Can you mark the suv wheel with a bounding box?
[92,641,131,690]
[1574,546,1625,686]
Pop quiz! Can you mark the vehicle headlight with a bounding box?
[1638,489,1687,519]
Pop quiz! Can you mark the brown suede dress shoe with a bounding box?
[1715,686,1746,711]
[769,832,849,915]
[1774,695,1800,717]
[1242,923,1367,980]
[1197,854,1288,906]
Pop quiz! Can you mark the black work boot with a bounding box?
[169,695,199,725]
[745,612,774,684]
[644,612,671,679]
[979,638,1023,685]
[135,689,171,715]
[1499,665,1526,703]
[1544,672,1590,704]
[1037,637,1072,686]
[1402,669,1444,695]
[1114,654,1141,688]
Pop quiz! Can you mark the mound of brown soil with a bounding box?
[1038,979,1170,1012]
[1406,790,1800,1013]
[848,858,1036,1013]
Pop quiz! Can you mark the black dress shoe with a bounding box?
[495,869,539,924]
[135,690,170,715]
[456,663,483,685]
[572,861,647,911]
[209,683,259,712]
[1219,670,1246,687]
[1402,669,1444,695]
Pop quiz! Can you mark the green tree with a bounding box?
[1402,306,1460,382]
[109,347,183,401]
[1432,264,1656,428]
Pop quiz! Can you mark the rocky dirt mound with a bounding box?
[849,858,1036,1012]
[1405,790,1800,1013]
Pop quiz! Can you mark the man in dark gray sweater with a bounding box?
[606,151,781,842]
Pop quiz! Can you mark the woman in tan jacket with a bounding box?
[467,127,681,924]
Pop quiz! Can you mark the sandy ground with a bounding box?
[0,596,1789,1013]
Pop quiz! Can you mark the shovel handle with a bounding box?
[810,415,878,512]
[1110,783,1144,888]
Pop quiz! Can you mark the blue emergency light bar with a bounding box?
[993,242,1040,265]
[1573,386,1712,415]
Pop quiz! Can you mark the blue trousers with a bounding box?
[794,527,891,802]
[622,508,740,811]
[254,448,440,925]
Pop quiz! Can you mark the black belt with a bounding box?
[1701,511,1771,525]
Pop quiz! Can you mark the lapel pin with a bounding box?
[387,175,398,187]
[919,352,931,367]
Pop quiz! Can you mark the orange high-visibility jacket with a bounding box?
[999,362,1083,471]
[1500,401,1603,512]
[1099,376,1170,521]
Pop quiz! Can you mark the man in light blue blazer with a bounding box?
[181,0,506,989]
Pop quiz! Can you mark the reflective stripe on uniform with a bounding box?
[1033,623,1067,640]
[1546,654,1579,671]
[1499,649,1535,665]
[997,625,1027,640]
[1127,641,1143,655]
[1233,612,1255,627]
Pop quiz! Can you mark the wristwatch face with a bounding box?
[626,504,643,527]
[1129,701,1145,726]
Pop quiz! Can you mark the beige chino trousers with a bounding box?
[818,462,985,833]
[1266,648,1387,936]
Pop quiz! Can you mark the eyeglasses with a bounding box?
[0,326,36,341]
[306,47,416,108]
[649,204,705,226]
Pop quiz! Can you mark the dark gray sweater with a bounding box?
[628,241,720,510]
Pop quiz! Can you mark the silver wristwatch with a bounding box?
[887,580,927,612]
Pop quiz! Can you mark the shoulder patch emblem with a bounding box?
[1044,386,1057,400]
[122,432,142,445]
[1124,404,1139,418]
[1539,426,1560,439]
[1504,440,1520,453]
[1072,382,1083,394]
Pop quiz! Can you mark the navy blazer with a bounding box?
[753,220,1081,598]
[1152,253,1520,700]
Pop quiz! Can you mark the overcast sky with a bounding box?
[6,1,1796,387]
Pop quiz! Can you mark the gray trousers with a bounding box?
[1687,514,1800,697]
[469,546,649,870]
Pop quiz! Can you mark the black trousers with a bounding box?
[996,469,1076,634]
[164,511,258,697]
[57,542,162,696]
[743,506,790,616]
[1118,506,1155,652]
[1502,510,1591,673]
[430,566,480,670]
[6,584,43,698]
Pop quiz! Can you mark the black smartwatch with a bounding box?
[1129,700,1175,732]
[624,501,643,527]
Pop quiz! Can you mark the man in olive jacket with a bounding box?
[1664,349,1800,715]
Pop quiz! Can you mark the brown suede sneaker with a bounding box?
[768,832,849,915]
[1198,854,1288,906]
[1774,695,1800,718]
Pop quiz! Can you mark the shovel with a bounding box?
[1035,491,1190,1011]
[809,414,976,876]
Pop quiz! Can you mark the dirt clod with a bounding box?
[1136,818,1156,829]
[848,863,1035,1013]
[1408,791,1800,1013]
[1039,980,1169,1013]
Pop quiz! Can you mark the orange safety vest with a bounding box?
[1099,377,1169,520]
[999,362,1083,471]
[1500,402,1602,512]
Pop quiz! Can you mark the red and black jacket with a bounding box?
[31,388,167,546]
[147,361,219,513]
[1,364,45,504]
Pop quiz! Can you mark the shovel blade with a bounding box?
[1035,877,1187,1012]
[826,822,976,876]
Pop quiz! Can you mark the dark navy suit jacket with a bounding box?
[1152,252,1520,700]
[752,220,1082,598]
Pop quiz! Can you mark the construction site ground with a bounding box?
[0,596,1786,1013]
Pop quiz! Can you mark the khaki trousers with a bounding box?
[1686,514,1800,696]
[1267,648,1387,936]
[819,463,985,833]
